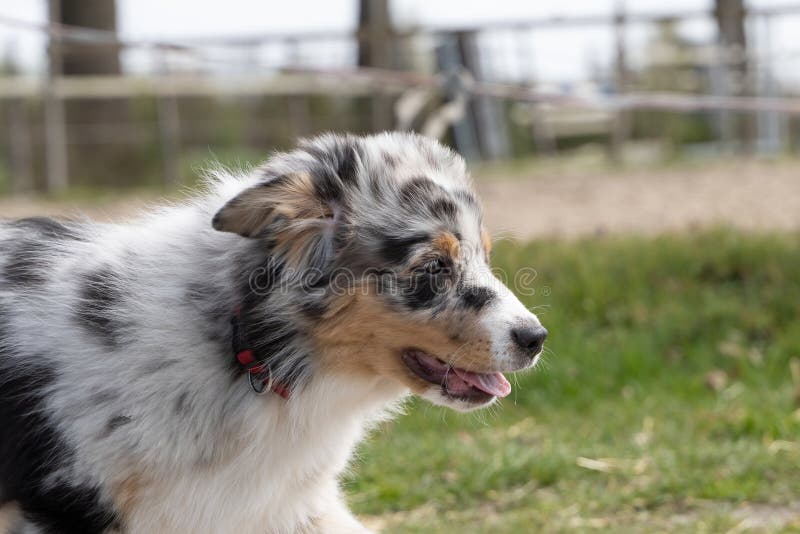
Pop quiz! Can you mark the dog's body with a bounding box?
[0,133,545,533]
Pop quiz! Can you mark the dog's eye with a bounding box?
[417,258,447,276]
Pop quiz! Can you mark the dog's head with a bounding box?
[213,132,546,411]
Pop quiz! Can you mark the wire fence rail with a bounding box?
[4,65,800,113]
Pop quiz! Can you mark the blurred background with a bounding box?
[1,1,800,532]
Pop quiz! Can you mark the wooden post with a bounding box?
[714,0,754,151]
[609,3,629,164]
[44,0,69,193]
[435,35,479,161]
[709,47,734,151]
[287,39,312,138]
[156,50,181,188]
[516,27,555,156]
[358,0,394,131]
[456,31,510,160]
[757,13,782,153]
[7,98,34,193]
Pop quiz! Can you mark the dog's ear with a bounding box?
[212,172,333,238]
[212,171,344,268]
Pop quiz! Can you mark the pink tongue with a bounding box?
[452,368,512,398]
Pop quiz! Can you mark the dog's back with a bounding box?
[0,217,122,531]
[0,212,262,531]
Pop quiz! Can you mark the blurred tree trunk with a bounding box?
[714,0,755,151]
[357,0,394,131]
[53,0,140,187]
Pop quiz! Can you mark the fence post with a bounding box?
[156,50,181,187]
[436,35,479,160]
[757,13,783,153]
[516,27,555,156]
[7,98,34,193]
[457,31,510,160]
[44,0,69,193]
[609,3,629,164]
[358,0,394,132]
[287,39,312,138]
[714,0,754,152]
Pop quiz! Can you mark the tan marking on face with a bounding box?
[481,229,492,257]
[433,232,460,260]
[312,291,496,392]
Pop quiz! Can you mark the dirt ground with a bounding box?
[474,158,800,240]
[1,158,799,239]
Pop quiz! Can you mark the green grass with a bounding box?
[346,229,800,533]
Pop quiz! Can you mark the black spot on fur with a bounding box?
[379,233,430,266]
[311,164,344,204]
[2,217,86,286]
[454,189,479,207]
[459,286,496,311]
[0,358,119,531]
[336,143,360,186]
[100,415,132,438]
[75,267,127,348]
[174,391,190,415]
[306,138,362,198]
[139,358,178,376]
[429,197,459,222]
[382,151,400,168]
[3,240,49,286]
[11,217,84,241]
[399,176,441,205]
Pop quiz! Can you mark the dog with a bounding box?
[0,132,547,533]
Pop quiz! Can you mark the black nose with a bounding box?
[511,325,548,354]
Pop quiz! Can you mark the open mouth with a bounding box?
[401,349,512,403]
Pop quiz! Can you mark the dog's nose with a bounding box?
[511,325,548,355]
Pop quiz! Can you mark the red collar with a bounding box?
[232,309,291,399]
[235,349,291,399]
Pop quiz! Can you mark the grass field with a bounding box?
[348,229,800,533]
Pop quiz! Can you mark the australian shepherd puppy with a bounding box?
[0,132,547,533]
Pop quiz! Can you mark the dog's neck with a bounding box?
[133,206,411,474]
[197,232,410,454]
